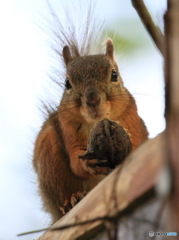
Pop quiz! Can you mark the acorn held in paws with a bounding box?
[79,118,132,169]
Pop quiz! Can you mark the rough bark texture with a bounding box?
[37,133,166,240]
[164,0,179,235]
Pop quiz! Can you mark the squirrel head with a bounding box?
[60,39,128,124]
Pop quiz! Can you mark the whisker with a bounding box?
[59,104,81,114]
[108,92,164,102]
[132,92,164,101]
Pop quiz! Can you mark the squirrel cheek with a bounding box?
[103,101,111,117]
[66,88,73,94]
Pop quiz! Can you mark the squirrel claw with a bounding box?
[59,201,72,215]
[71,191,87,207]
[59,191,87,215]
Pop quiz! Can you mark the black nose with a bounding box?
[85,88,101,106]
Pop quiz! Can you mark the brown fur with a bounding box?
[33,5,148,222]
[33,39,148,223]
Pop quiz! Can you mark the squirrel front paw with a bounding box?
[79,118,132,170]
[59,191,87,215]
[80,158,111,175]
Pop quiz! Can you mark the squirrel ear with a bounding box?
[106,39,114,60]
[63,46,72,66]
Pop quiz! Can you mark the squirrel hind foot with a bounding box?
[59,191,88,215]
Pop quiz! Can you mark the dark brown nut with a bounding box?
[79,118,132,168]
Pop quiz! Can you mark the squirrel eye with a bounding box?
[65,78,72,89]
[111,70,118,82]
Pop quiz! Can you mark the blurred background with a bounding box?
[0,0,166,239]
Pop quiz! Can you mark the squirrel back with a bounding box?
[33,3,148,223]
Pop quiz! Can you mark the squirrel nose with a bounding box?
[85,88,101,106]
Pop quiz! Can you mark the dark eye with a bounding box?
[65,78,72,89]
[111,70,118,82]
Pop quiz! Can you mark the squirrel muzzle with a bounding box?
[80,85,111,123]
[85,87,101,107]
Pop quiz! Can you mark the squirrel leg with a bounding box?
[59,191,88,215]
[33,117,85,223]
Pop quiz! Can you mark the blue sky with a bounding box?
[0,0,166,239]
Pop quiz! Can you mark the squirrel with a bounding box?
[33,5,149,224]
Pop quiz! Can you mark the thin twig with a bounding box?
[131,0,165,57]
[17,228,49,236]
[17,215,115,236]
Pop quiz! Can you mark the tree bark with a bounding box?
[164,0,179,234]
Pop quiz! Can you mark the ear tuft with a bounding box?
[106,38,114,60]
[63,46,72,66]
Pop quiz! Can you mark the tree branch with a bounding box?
[35,133,165,240]
[164,0,179,234]
[131,0,165,57]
